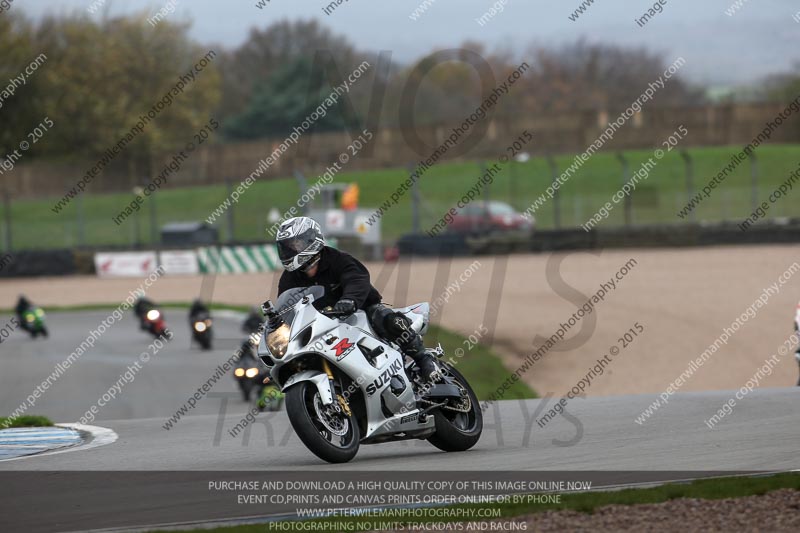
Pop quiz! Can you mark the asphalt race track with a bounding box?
[2,310,798,470]
[1,311,799,531]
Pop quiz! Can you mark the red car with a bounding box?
[448,201,534,235]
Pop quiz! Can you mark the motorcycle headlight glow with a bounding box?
[234,368,245,377]
[25,314,34,323]
[35,309,44,318]
[194,321,206,332]
[266,323,290,359]
[245,368,259,378]
[146,309,160,321]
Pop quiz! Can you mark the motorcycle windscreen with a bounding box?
[271,285,325,330]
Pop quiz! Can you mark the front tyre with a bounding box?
[286,381,359,463]
[427,364,483,452]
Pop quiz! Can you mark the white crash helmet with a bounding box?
[275,217,325,272]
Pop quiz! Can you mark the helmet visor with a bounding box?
[277,228,317,262]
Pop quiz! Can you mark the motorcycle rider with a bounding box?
[242,306,263,335]
[133,297,156,330]
[275,216,439,382]
[189,299,209,321]
[15,295,31,330]
[15,295,31,317]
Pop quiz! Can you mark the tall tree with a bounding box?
[217,19,359,123]
[224,56,348,140]
[32,12,221,185]
[0,13,43,159]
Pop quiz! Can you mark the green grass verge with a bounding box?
[0,415,53,428]
[150,472,800,533]
[5,144,800,249]
[0,304,535,403]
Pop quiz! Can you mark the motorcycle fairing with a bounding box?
[259,292,435,440]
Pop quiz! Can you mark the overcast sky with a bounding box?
[13,0,800,86]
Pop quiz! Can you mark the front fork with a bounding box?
[321,358,352,417]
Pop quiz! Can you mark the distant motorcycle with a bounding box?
[242,307,264,337]
[255,382,284,412]
[20,306,48,339]
[134,299,169,339]
[190,311,213,350]
[233,341,266,402]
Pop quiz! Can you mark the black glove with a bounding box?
[326,299,356,317]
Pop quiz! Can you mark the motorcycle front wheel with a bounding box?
[427,364,483,452]
[286,381,359,463]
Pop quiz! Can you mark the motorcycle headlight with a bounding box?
[194,321,206,332]
[25,314,34,323]
[266,323,290,359]
[245,368,259,378]
[146,309,160,321]
[234,368,245,377]
[35,309,44,318]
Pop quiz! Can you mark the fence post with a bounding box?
[225,177,234,243]
[149,181,159,245]
[546,155,561,229]
[748,150,758,215]
[509,158,516,208]
[617,152,631,227]
[76,192,86,247]
[294,171,308,215]
[133,186,144,248]
[482,161,490,204]
[2,189,11,252]
[680,150,695,223]
[410,162,421,234]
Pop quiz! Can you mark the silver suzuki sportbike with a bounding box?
[256,286,482,463]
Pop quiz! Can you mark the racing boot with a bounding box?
[400,333,440,384]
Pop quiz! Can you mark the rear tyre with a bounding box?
[286,381,359,463]
[241,381,252,402]
[427,364,482,452]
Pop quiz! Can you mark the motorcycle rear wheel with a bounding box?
[286,381,359,463]
[427,364,483,452]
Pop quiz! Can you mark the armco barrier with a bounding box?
[397,233,472,257]
[4,220,799,278]
[398,219,800,256]
[0,250,76,278]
